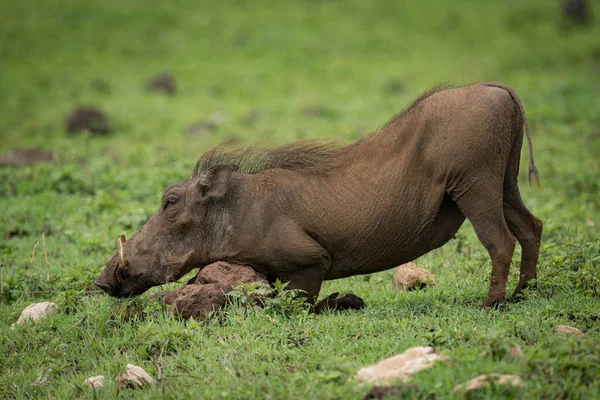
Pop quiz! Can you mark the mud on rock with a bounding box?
[163,262,268,320]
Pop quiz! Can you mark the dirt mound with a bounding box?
[0,148,53,167]
[163,262,267,320]
[66,107,109,135]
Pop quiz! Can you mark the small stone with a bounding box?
[84,376,104,389]
[555,325,585,337]
[17,302,58,325]
[453,374,522,393]
[392,263,436,291]
[115,364,155,389]
[0,148,54,167]
[356,346,446,384]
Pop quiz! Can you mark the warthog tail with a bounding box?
[480,82,541,190]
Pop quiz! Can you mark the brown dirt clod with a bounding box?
[65,107,109,135]
[0,148,54,167]
[146,71,176,95]
[163,262,268,320]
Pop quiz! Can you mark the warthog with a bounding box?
[95,82,543,308]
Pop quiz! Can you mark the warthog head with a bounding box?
[94,164,235,297]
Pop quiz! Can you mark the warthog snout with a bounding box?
[94,235,130,297]
[93,277,117,296]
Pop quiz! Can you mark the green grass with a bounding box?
[1,0,599,398]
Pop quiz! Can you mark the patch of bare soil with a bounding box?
[0,148,53,167]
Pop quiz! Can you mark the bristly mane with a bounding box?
[192,139,349,176]
[192,83,450,176]
[382,83,451,129]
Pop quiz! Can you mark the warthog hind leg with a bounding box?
[452,186,516,308]
[503,186,543,300]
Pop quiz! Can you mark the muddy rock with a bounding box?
[392,263,435,291]
[0,148,54,167]
[164,262,268,320]
[17,302,58,325]
[192,261,268,287]
[453,374,522,393]
[163,283,228,320]
[116,364,155,389]
[555,324,585,337]
[356,346,447,384]
[146,71,176,95]
[65,107,109,135]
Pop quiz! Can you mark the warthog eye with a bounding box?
[164,194,180,209]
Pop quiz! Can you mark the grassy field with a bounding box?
[1,0,599,398]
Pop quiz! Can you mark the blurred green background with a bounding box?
[0,0,599,398]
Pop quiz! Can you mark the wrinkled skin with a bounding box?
[94,166,233,297]
[95,82,543,308]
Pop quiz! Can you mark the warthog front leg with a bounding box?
[314,292,366,313]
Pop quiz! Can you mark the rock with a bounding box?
[356,346,446,384]
[16,302,58,325]
[0,148,54,167]
[164,262,268,320]
[555,325,585,337]
[115,364,155,389]
[65,107,109,135]
[84,376,104,389]
[192,261,268,287]
[453,374,522,393]
[163,283,228,320]
[146,71,176,95]
[362,385,419,399]
[392,263,435,291]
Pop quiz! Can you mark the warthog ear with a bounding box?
[199,164,235,200]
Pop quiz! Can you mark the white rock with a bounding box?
[555,325,585,337]
[392,263,435,291]
[356,346,446,384]
[116,364,156,389]
[453,373,522,393]
[84,376,104,389]
[16,302,58,325]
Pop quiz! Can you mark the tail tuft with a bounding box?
[528,161,541,191]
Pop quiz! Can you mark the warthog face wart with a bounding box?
[94,164,235,297]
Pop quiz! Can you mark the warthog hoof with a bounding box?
[315,292,366,313]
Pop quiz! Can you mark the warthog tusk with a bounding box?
[118,235,126,268]
[116,234,127,283]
